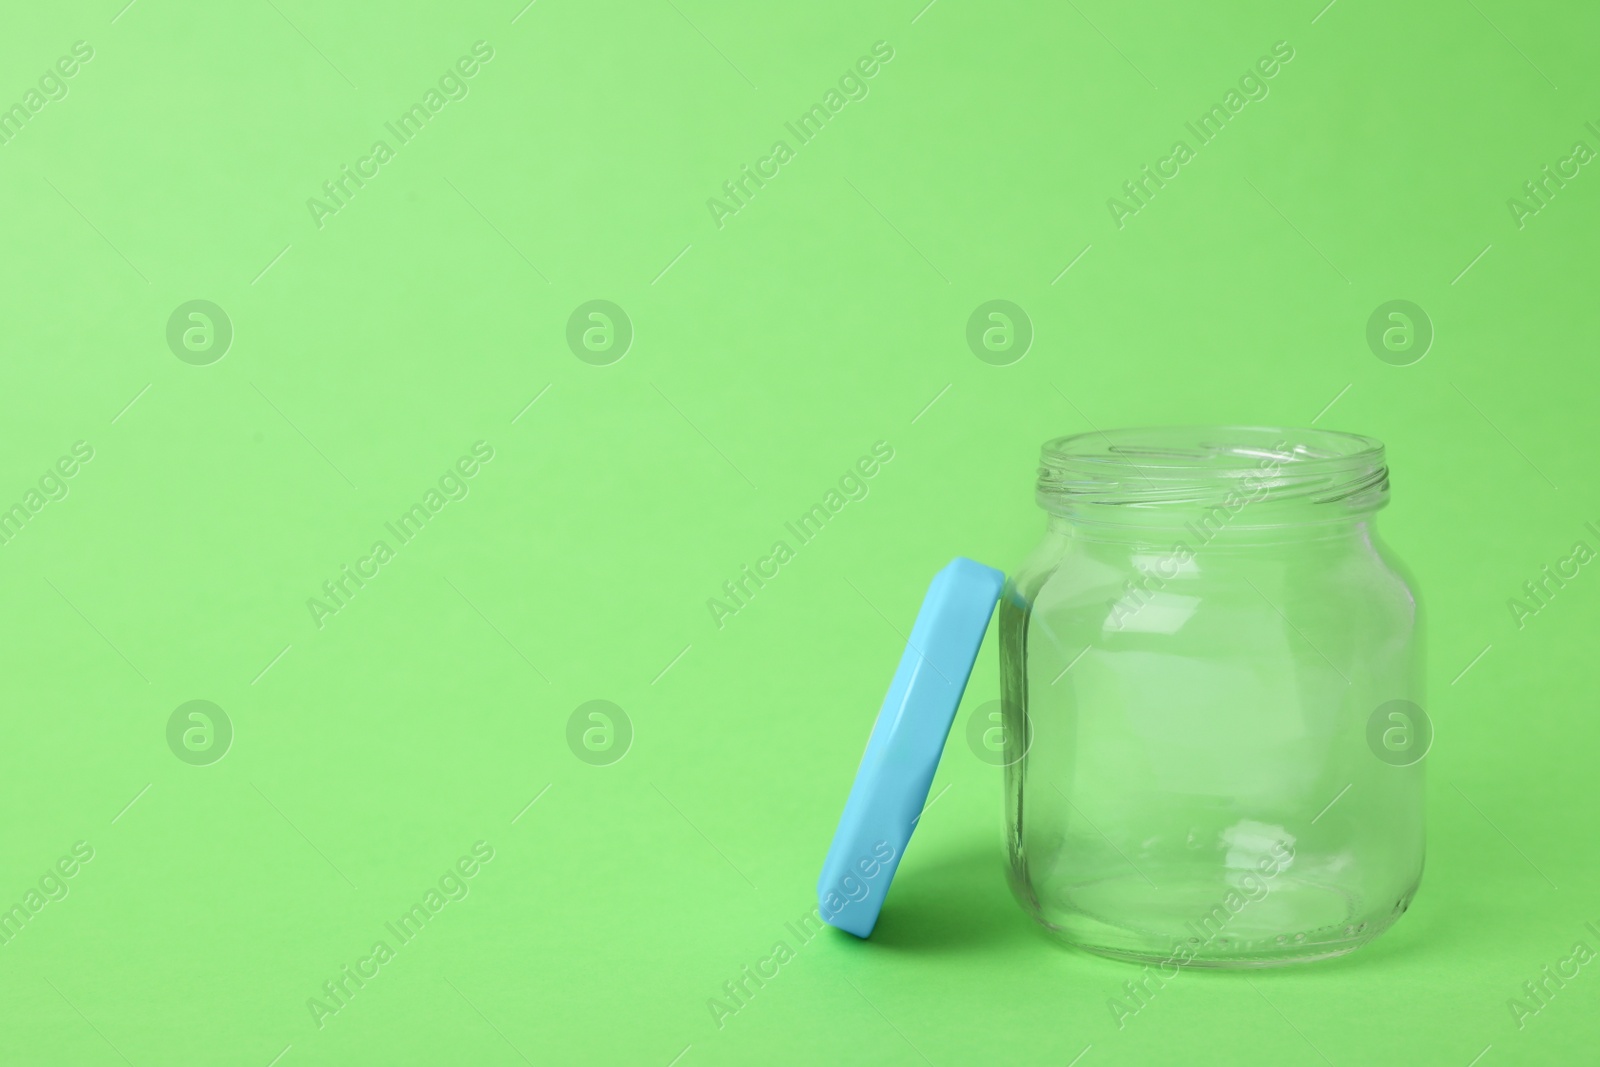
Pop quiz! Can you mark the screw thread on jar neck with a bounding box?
[1036,426,1389,533]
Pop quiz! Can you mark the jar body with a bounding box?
[1001,511,1423,966]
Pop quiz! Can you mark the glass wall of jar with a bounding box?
[999,427,1424,967]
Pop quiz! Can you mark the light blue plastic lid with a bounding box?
[817,557,1005,937]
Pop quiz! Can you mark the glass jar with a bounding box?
[999,426,1424,967]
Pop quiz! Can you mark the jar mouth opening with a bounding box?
[1038,425,1388,515]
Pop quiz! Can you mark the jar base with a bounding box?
[1022,870,1415,969]
[1061,935,1372,969]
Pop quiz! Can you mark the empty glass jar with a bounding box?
[999,427,1424,966]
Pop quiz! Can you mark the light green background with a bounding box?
[1,0,1596,1064]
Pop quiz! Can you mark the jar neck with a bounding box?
[1035,426,1390,542]
[1045,508,1378,551]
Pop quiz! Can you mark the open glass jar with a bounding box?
[999,427,1424,966]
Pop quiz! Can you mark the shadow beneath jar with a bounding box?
[828,836,1039,956]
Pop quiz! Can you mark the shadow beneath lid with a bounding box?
[826,836,1039,957]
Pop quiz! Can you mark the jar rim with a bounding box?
[1037,425,1388,515]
